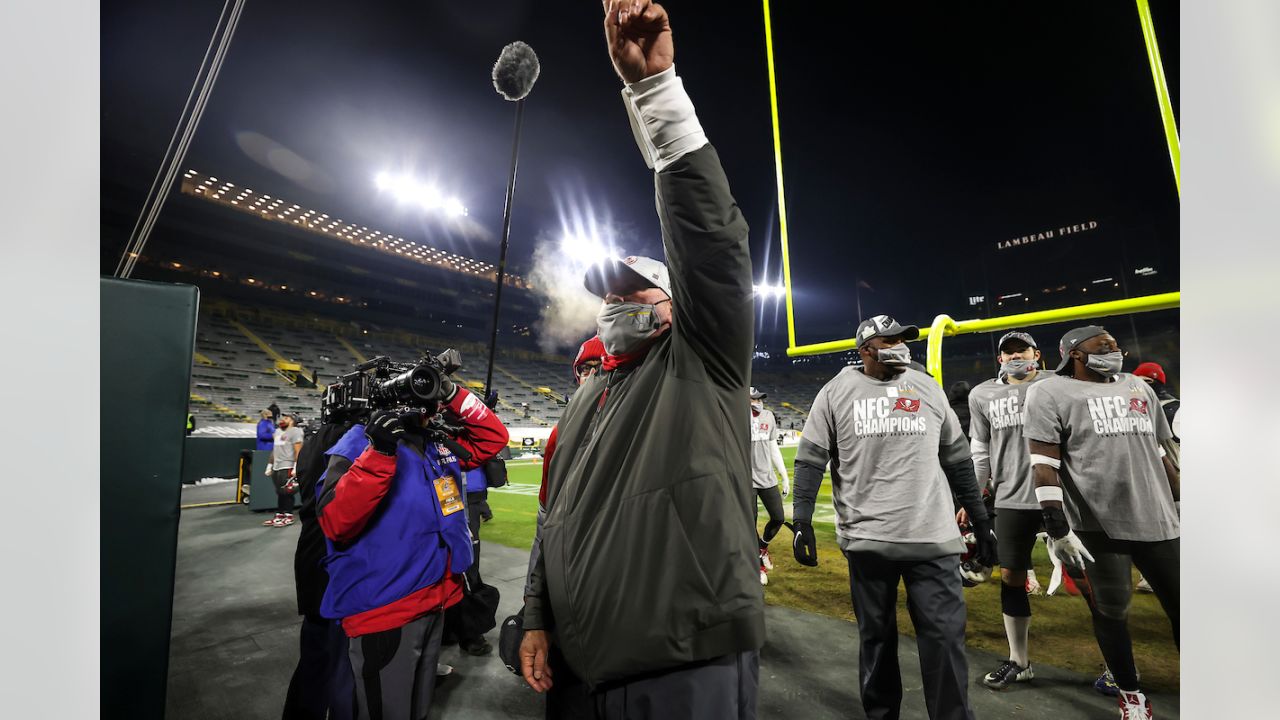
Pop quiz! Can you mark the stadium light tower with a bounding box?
[374,171,468,217]
[560,233,613,268]
[754,283,786,301]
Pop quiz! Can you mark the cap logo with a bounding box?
[861,326,876,339]
[879,315,894,329]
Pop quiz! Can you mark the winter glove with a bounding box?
[438,374,457,402]
[365,411,405,456]
[1042,504,1094,570]
[972,518,998,568]
[792,520,818,567]
[1046,530,1095,571]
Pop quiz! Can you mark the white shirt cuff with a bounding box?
[622,65,708,172]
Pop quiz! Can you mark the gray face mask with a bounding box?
[1000,358,1038,379]
[597,301,662,355]
[1084,351,1123,376]
[875,343,912,366]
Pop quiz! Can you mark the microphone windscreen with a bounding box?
[492,41,540,101]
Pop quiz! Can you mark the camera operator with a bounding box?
[316,374,509,719]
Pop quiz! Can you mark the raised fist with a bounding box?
[603,0,673,84]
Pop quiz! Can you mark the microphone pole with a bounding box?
[483,98,525,397]
[484,41,540,401]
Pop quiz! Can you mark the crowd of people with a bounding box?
[263,3,1179,718]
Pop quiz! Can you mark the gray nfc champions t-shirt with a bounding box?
[750,408,781,489]
[967,373,1047,511]
[1023,373,1178,541]
[801,366,970,547]
[272,426,304,470]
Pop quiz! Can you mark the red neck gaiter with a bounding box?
[602,346,653,371]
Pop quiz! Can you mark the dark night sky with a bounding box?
[101,1,1179,348]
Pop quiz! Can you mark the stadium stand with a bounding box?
[188,301,575,429]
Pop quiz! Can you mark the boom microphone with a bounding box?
[484,41,539,396]
[492,41,540,101]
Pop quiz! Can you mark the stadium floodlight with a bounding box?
[375,171,468,217]
[560,233,612,268]
[754,283,786,300]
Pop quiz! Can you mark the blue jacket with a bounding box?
[256,419,275,451]
[317,425,474,620]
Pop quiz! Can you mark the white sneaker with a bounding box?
[760,547,774,571]
[759,567,769,586]
[1118,689,1152,719]
[436,663,454,677]
[1136,576,1153,593]
[264,513,285,527]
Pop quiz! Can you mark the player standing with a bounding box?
[792,314,995,720]
[964,331,1047,689]
[1023,326,1179,720]
[749,387,790,585]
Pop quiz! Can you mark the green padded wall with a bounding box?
[101,278,198,718]
[181,436,254,486]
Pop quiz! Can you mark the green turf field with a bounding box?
[484,446,1179,692]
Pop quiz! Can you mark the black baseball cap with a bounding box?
[1054,325,1108,373]
[998,331,1037,352]
[856,314,920,344]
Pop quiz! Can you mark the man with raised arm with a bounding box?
[520,2,763,716]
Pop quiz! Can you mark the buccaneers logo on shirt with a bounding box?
[893,398,921,413]
[1129,398,1149,415]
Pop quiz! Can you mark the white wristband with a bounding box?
[622,66,708,172]
[1035,485,1064,504]
[1030,453,1061,469]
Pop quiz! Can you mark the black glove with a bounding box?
[483,389,500,410]
[972,517,998,568]
[439,375,457,402]
[792,520,818,567]
[365,411,405,455]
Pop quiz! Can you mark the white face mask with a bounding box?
[751,400,764,411]
[597,301,662,355]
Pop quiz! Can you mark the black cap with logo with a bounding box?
[856,314,920,345]
[1054,325,1107,373]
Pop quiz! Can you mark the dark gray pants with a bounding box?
[1066,532,1180,692]
[282,614,354,720]
[272,469,295,514]
[754,486,785,546]
[588,651,758,720]
[348,611,444,720]
[845,551,974,720]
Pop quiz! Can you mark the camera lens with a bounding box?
[381,365,442,405]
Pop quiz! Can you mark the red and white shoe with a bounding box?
[760,547,774,571]
[759,565,769,586]
[278,513,295,527]
[264,513,285,527]
[1117,689,1152,719]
